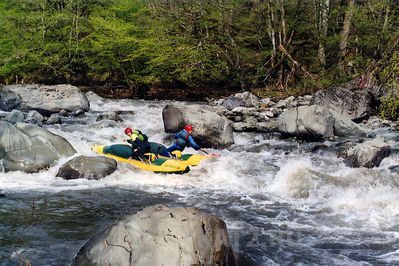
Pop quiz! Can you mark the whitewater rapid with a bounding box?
[1,97,398,265]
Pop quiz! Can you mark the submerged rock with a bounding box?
[57,156,117,180]
[96,111,123,122]
[46,114,62,125]
[74,205,237,266]
[343,135,391,168]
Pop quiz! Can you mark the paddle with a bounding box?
[200,149,220,157]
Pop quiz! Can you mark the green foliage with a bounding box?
[0,0,398,98]
[379,49,399,120]
[380,89,399,120]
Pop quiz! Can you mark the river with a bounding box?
[1,97,399,265]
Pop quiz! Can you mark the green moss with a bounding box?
[379,88,399,121]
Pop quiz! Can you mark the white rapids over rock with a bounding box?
[0,96,398,265]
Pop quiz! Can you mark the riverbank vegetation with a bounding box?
[0,0,398,103]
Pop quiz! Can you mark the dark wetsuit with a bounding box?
[127,134,150,160]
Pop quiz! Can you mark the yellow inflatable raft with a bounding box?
[162,150,213,166]
[91,145,190,174]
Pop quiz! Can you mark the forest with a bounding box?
[0,0,398,112]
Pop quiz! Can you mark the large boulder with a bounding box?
[0,121,76,172]
[25,110,44,124]
[5,110,24,124]
[329,110,367,137]
[343,135,391,168]
[278,105,335,140]
[0,88,22,111]
[234,92,259,108]
[221,96,245,111]
[162,105,185,133]
[57,156,117,180]
[74,205,237,266]
[162,105,234,148]
[278,105,369,140]
[0,84,89,116]
[311,87,374,122]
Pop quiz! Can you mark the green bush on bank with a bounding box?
[379,49,399,121]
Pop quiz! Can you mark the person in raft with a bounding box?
[123,128,150,160]
[160,125,203,157]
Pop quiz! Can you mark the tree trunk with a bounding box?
[266,0,276,67]
[383,0,390,33]
[317,0,329,67]
[338,0,355,71]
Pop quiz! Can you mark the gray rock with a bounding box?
[96,111,123,122]
[260,97,272,106]
[311,87,373,122]
[73,205,237,266]
[0,84,89,115]
[330,110,367,137]
[162,105,185,133]
[257,113,270,122]
[232,117,258,132]
[162,105,234,148]
[15,123,76,157]
[0,88,21,111]
[25,110,44,124]
[0,122,76,172]
[57,156,117,180]
[46,114,62,124]
[221,96,245,111]
[3,143,60,173]
[235,92,259,108]
[0,121,31,159]
[278,105,335,140]
[256,121,279,133]
[275,100,288,109]
[234,116,242,122]
[304,95,313,100]
[72,109,85,117]
[296,96,311,106]
[5,110,24,124]
[231,107,258,116]
[59,109,68,116]
[85,91,104,102]
[362,117,396,130]
[263,111,274,118]
[343,135,391,168]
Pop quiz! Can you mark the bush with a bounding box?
[379,87,399,120]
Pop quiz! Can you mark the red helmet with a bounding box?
[124,127,132,135]
[185,125,193,131]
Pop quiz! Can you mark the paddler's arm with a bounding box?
[187,135,201,150]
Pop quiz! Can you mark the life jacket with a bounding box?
[132,130,148,142]
[176,130,190,148]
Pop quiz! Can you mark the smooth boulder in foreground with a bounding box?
[74,205,237,266]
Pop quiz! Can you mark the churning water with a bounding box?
[1,97,399,265]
